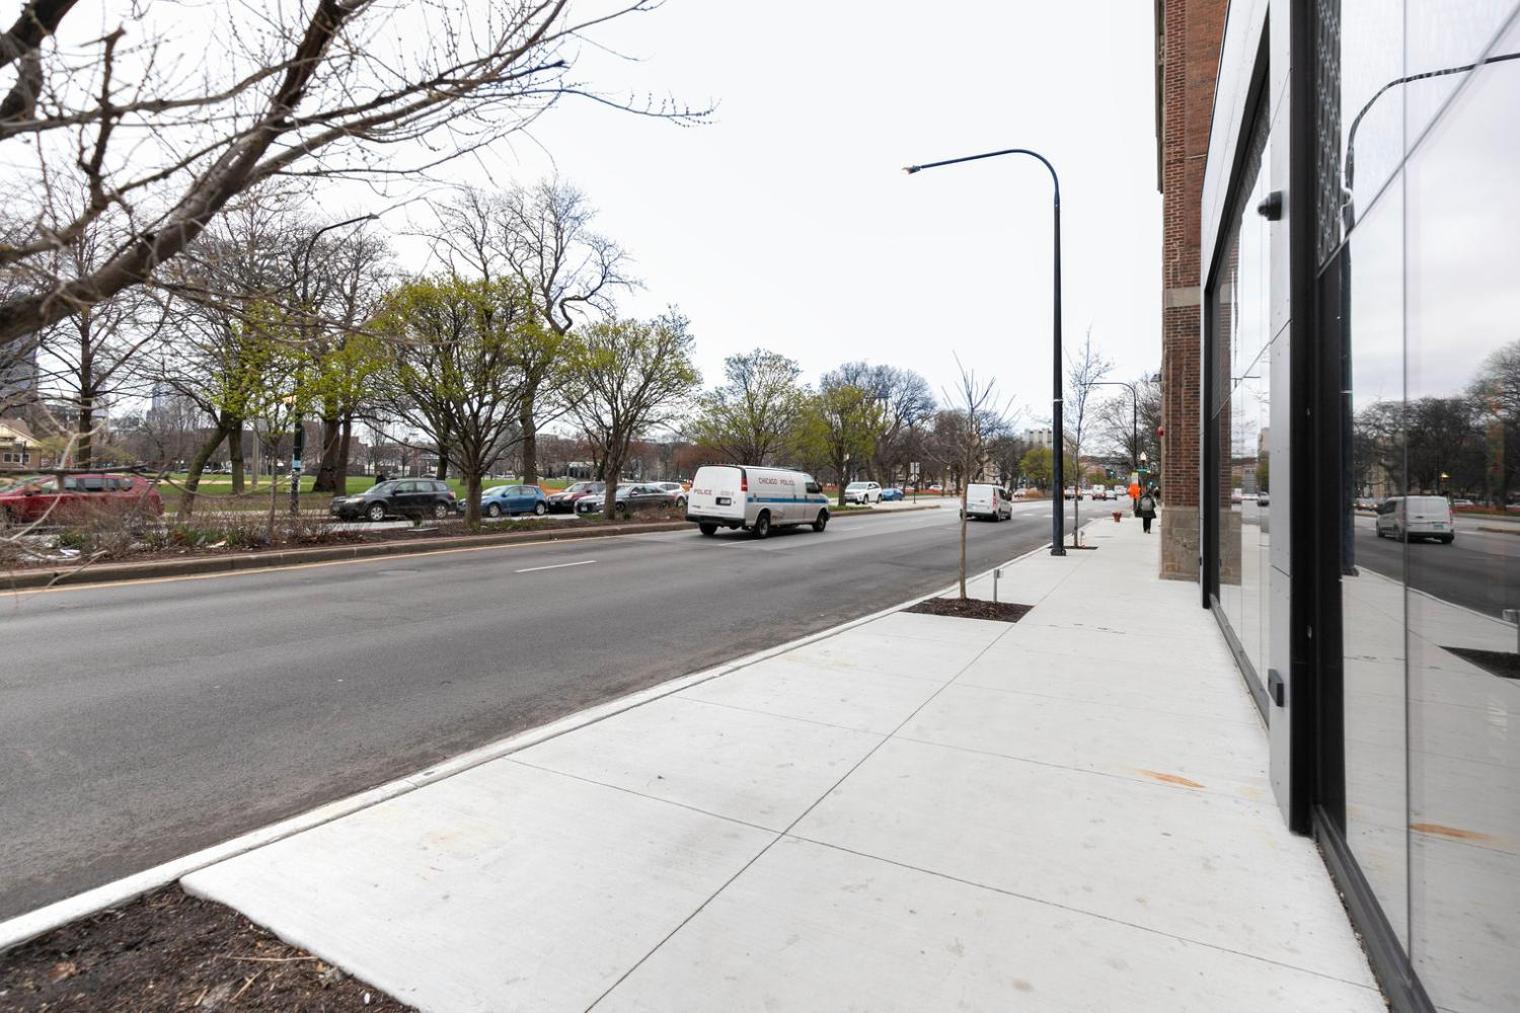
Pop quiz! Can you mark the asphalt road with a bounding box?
[0,502,1075,920]
[1351,514,1520,617]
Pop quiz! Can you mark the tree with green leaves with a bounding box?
[565,312,701,520]
[795,382,884,507]
[1020,445,1053,490]
[373,276,534,525]
[688,348,806,465]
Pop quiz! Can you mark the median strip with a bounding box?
[0,504,945,593]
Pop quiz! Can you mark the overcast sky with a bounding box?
[379,1,1164,427]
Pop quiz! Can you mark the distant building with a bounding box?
[0,341,38,414]
[1022,427,1053,449]
[0,417,37,471]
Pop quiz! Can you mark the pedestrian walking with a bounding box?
[1138,485,1157,534]
[1128,478,1141,515]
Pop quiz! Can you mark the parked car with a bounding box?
[0,473,164,525]
[844,481,883,505]
[962,483,1013,522]
[480,484,547,518]
[1257,492,1270,506]
[545,481,604,514]
[879,486,905,502]
[652,481,688,508]
[330,478,456,522]
[1373,495,1454,543]
[686,464,830,538]
[575,483,677,517]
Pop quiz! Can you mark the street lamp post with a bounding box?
[288,213,379,517]
[905,147,1065,556]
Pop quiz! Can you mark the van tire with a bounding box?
[752,511,771,539]
[1440,534,1454,544]
[699,523,717,536]
[812,510,828,532]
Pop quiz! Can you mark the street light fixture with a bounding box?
[904,147,1066,556]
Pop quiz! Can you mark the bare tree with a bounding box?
[565,311,700,520]
[156,194,305,514]
[943,356,1015,599]
[688,348,805,465]
[1064,329,1113,545]
[0,1,700,351]
[435,181,634,483]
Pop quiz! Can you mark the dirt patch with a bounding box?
[1441,645,1520,680]
[0,886,412,1012]
[904,598,1033,623]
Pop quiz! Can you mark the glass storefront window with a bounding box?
[1209,104,1272,700]
[1403,22,1520,1009]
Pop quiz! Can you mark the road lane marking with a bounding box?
[514,559,596,574]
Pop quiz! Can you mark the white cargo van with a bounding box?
[962,483,1013,521]
[686,465,831,538]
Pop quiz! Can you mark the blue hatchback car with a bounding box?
[480,484,547,518]
[879,487,905,502]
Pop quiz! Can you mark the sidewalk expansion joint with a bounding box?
[778,833,1384,996]
[583,611,1023,1011]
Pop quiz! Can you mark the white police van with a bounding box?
[686,465,831,538]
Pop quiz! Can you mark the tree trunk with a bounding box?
[602,467,620,524]
[229,425,245,494]
[76,400,94,469]
[959,484,969,599]
[266,438,281,545]
[836,462,847,508]
[312,410,342,493]
[519,398,537,484]
[435,453,448,480]
[179,419,231,521]
[463,469,483,526]
[337,415,353,494]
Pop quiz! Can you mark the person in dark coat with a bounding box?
[1138,485,1158,534]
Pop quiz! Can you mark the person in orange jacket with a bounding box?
[1128,479,1141,515]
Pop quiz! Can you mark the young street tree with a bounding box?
[565,312,701,520]
[688,348,806,464]
[1064,329,1114,545]
[943,356,1014,600]
[435,182,633,484]
[374,276,535,525]
[0,1,696,351]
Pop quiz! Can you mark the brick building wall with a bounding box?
[1155,0,1225,580]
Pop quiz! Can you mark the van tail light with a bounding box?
[740,476,748,492]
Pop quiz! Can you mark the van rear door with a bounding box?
[688,466,745,523]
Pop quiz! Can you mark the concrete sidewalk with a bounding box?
[182,515,1382,1012]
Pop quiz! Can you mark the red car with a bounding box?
[0,473,164,525]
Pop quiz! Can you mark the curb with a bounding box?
[0,506,941,592]
[0,538,1050,954]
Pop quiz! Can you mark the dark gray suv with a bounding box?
[330,479,457,522]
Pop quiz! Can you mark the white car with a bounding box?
[962,483,1013,522]
[686,465,831,538]
[1374,495,1454,543]
[844,481,883,504]
[653,481,688,507]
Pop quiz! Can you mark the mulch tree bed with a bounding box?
[904,598,1033,623]
[0,886,412,1012]
[1442,646,1520,680]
